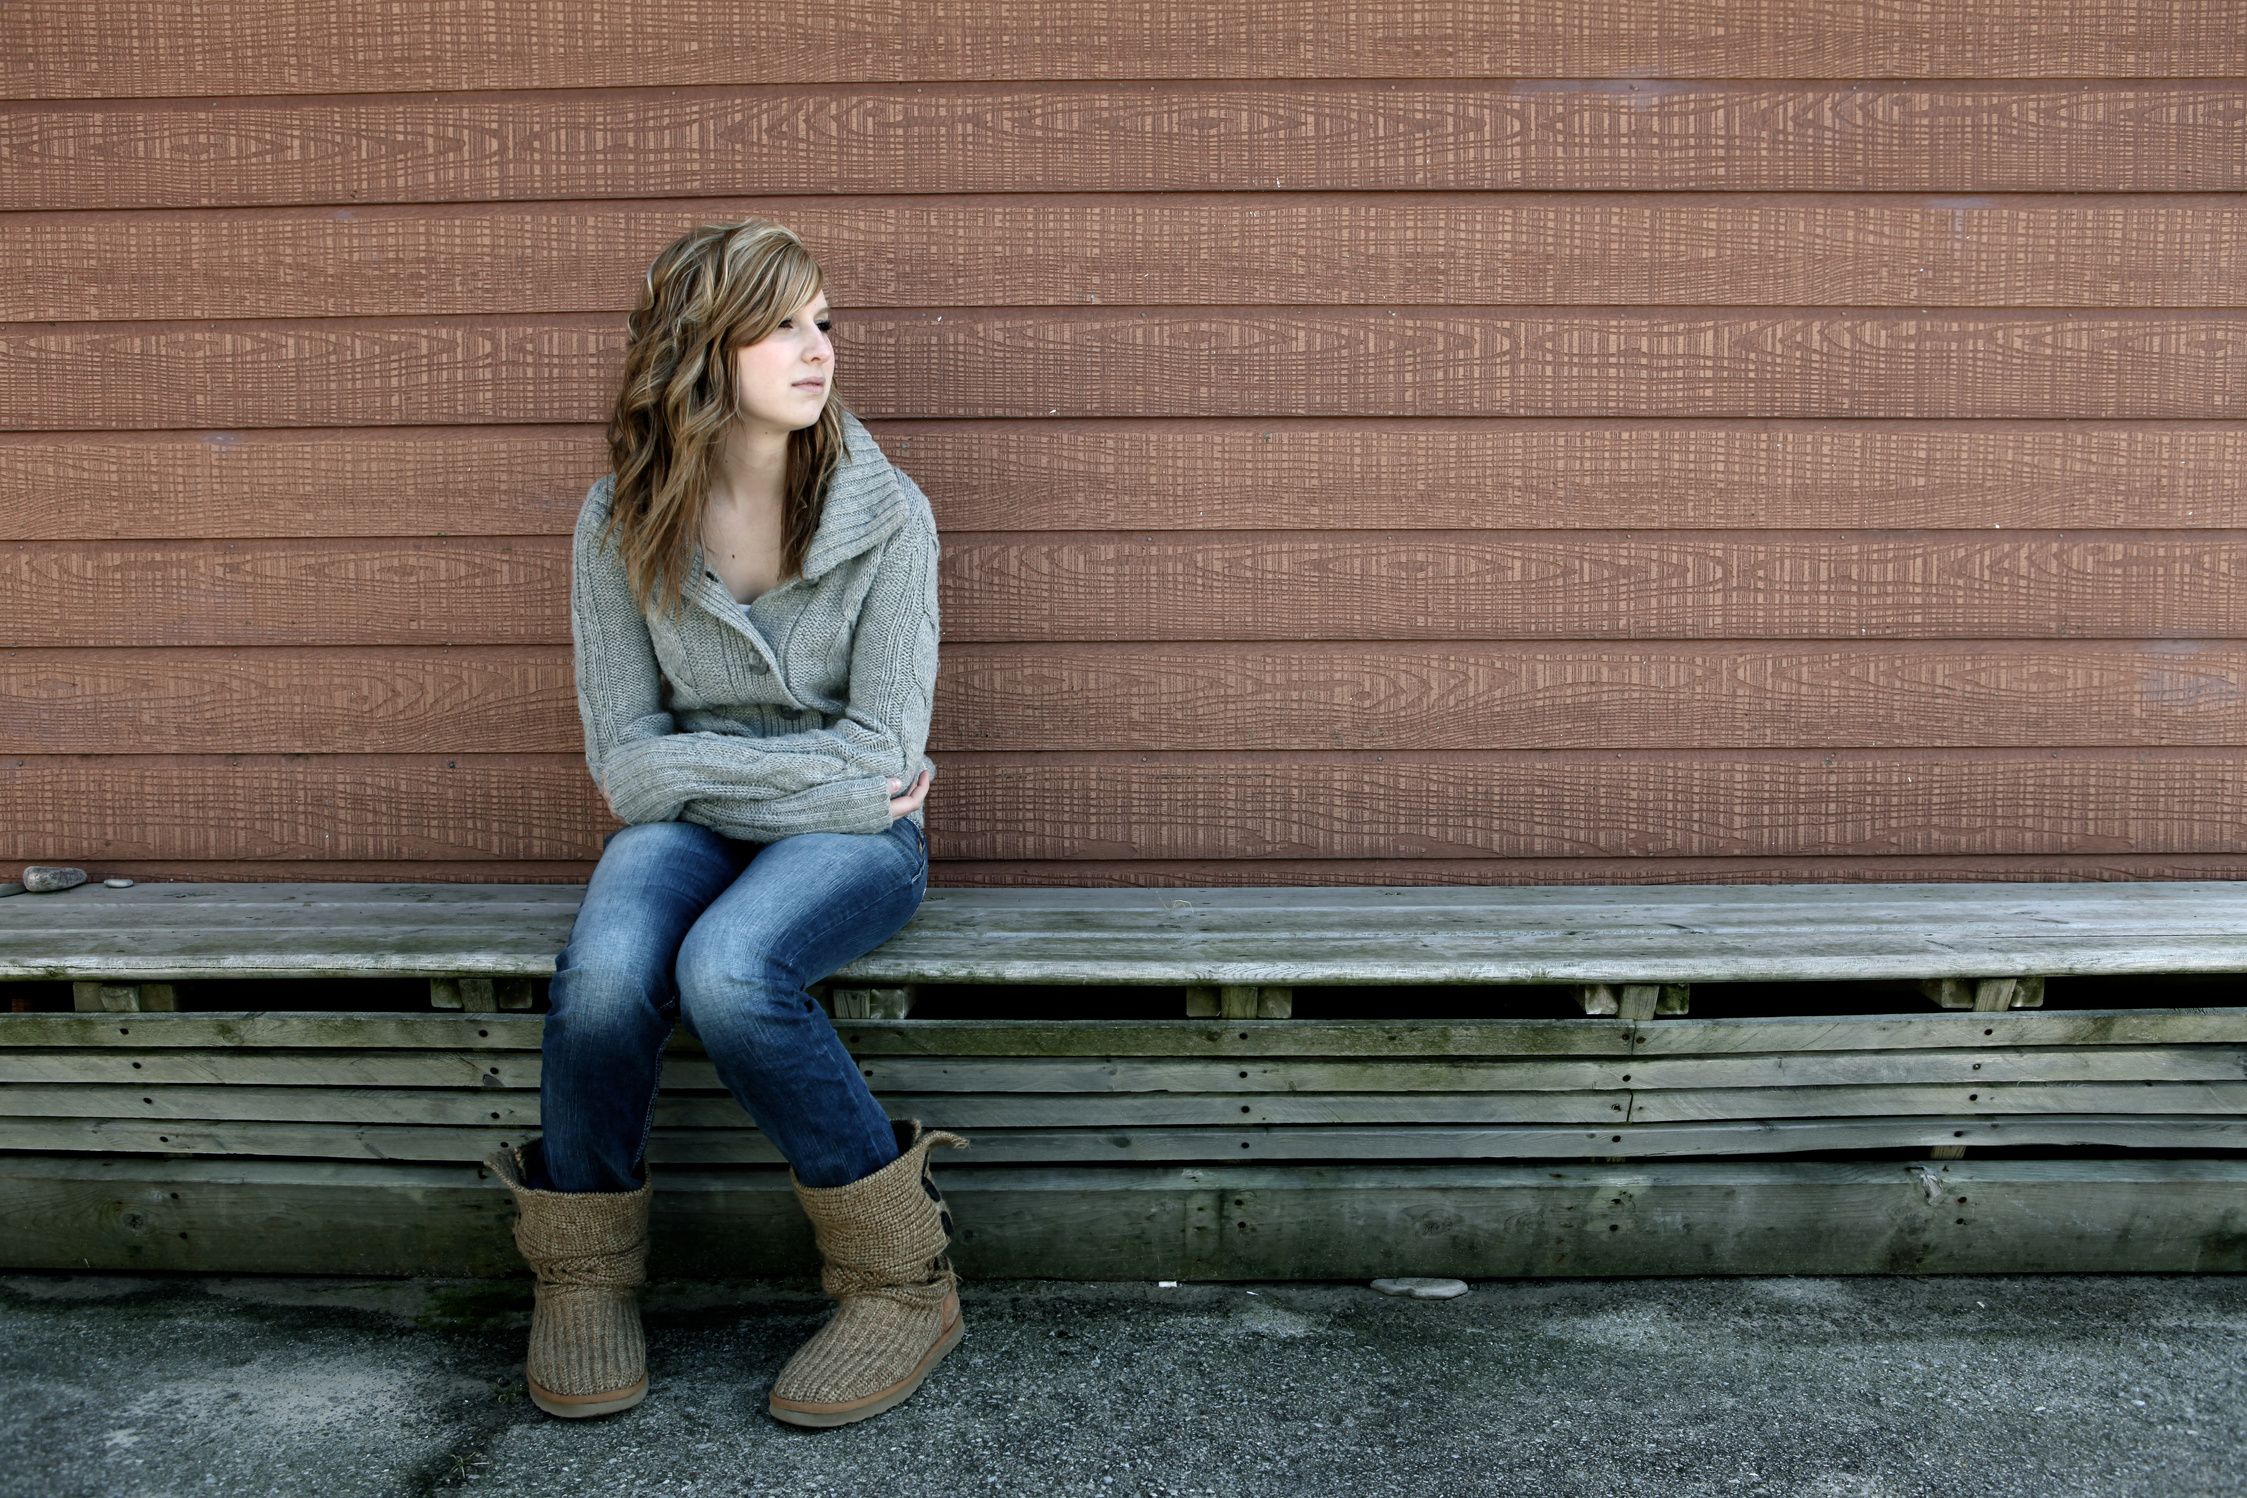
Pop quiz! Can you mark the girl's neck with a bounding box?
[709,420,790,513]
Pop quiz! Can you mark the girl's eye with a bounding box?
[815,320,833,333]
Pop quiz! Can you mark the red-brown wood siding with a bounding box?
[2,2,2242,887]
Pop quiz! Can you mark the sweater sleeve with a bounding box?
[574,477,941,840]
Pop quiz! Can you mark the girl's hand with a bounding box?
[886,769,932,821]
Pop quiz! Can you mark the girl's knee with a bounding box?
[547,956,671,1039]
[677,938,813,1035]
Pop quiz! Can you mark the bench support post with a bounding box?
[826,985,917,1020]
[72,982,177,1014]
[1924,979,2044,1158]
[1186,985,1292,1019]
[1918,976,2045,1012]
[429,977,533,1012]
[1577,983,1687,1018]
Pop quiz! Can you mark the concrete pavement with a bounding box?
[3,1271,2244,1497]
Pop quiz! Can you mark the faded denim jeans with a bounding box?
[535,816,927,1192]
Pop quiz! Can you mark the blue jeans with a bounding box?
[536,816,928,1192]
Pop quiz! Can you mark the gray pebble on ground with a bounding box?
[21,867,87,894]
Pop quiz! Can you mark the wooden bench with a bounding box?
[4,879,2245,1279]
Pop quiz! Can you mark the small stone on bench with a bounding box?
[103,878,135,889]
[0,882,21,898]
[1371,1277,1470,1300]
[22,866,87,894]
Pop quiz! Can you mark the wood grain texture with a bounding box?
[10,1156,2247,1280]
[931,749,2247,861]
[59,855,2247,886]
[10,1007,2241,1055]
[14,194,2244,322]
[11,422,2240,541]
[18,640,2242,758]
[0,428,594,541]
[0,756,609,862]
[10,0,2239,96]
[19,1042,2232,1091]
[25,876,2247,987]
[4,1110,2233,1163]
[1,540,568,647]
[10,311,2243,429]
[15,534,2247,647]
[929,855,2247,887]
[0,648,575,754]
[938,534,2247,643]
[5,84,2239,211]
[7,749,2246,863]
[933,642,2247,752]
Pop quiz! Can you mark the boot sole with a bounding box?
[767,1312,964,1428]
[528,1374,649,1419]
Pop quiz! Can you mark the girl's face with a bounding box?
[732,291,833,434]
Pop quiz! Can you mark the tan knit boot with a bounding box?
[767,1123,969,1427]
[485,1145,652,1419]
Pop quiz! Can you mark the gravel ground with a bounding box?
[3,1272,2244,1498]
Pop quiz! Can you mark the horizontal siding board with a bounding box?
[9,422,2241,541]
[20,641,2247,757]
[12,194,2245,321]
[0,647,575,754]
[9,311,2245,428]
[0,540,571,647]
[13,534,2247,646]
[14,640,2247,758]
[933,641,2247,751]
[4,84,2240,211]
[0,756,610,862]
[939,534,2247,644]
[937,749,2247,861]
[0,427,595,541]
[8,749,2247,862]
[54,854,2247,887]
[9,0,2240,96]
[927,856,2247,886]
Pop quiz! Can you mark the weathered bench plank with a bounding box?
[12,880,2247,984]
[7,1155,2246,1280]
[6,1112,2235,1166]
[12,1079,2237,1131]
[10,1042,2235,1092]
[9,1009,2247,1054]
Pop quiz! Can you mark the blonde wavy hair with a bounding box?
[604,219,848,615]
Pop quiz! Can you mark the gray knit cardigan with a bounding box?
[572,411,939,840]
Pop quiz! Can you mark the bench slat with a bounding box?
[17,1077,2234,1128]
[10,879,2247,983]
[4,1113,2235,1164]
[6,1009,2247,1053]
[6,1043,2236,1091]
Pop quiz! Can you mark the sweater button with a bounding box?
[747,659,769,674]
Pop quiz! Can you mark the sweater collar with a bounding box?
[800,411,906,581]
